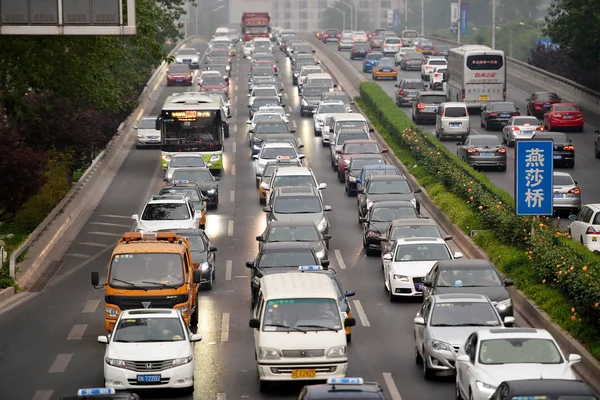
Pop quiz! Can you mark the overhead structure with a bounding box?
[0,0,136,35]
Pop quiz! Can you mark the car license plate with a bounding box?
[553,193,565,198]
[148,140,159,144]
[480,95,489,101]
[593,237,598,242]
[416,283,423,291]
[563,115,573,119]
[450,123,461,127]
[544,103,551,109]
[292,369,316,378]
[523,130,533,134]
[553,155,562,159]
[176,80,183,83]
[481,152,493,156]
[500,114,510,118]
[137,375,161,383]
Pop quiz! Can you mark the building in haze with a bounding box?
[229,0,272,25]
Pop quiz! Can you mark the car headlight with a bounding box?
[301,99,308,106]
[393,274,409,281]
[162,154,172,162]
[410,198,417,207]
[315,249,326,259]
[317,217,327,232]
[105,307,119,318]
[326,345,347,358]
[172,355,193,367]
[105,357,126,368]
[496,298,511,311]
[476,381,497,392]
[429,340,452,352]
[226,65,230,70]
[207,189,216,195]
[366,200,374,209]
[210,155,220,162]
[201,262,210,271]
[137,135,144,139]
[175,58,182,63]
[259,347,281,360]
[294,72,299,77]
[348,176,357,182]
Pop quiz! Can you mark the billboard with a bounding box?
[450,3,459,35]
[460,2,468,35]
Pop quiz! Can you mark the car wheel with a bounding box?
[200,223,205,230]
[259,196,266,205]
[190,306,199,326]
[259,380,270,392]
[499,165,507,171]
[509,140,515,148]
[455,380,464,400]
[388,285,395,302]
[577,125,584,132]
[203,270,213,290]
[346,333,352,343]
[423,355,435,380]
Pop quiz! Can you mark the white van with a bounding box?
[250,269,355,390]
[304,73,337,92]
[329,113,372,138]
[435,102,470,141]
[215,27,230,36]
[401,29,419,46]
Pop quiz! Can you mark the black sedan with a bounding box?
[362,200,419,256]
[246,242,329,305]
[160,229,217,290]
[532,131,575,168]
[423,259,514,318]
[490,379,597,400]
[349,42,372,60]
[248,96,283,119]
[256,220,331,262]
[343,154,387,194]
[357,175,421,220]
[300,85,331,117]
[168,167,220,208]
[456,134,507,171]
[480,101,520,130]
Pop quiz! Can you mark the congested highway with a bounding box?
[311,37,600,205]
[0,36,467,400]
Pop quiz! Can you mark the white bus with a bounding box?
[445,45,506,109]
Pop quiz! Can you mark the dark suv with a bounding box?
[395,78,426,106]
[412,92,448,124]
[322,29,341,43]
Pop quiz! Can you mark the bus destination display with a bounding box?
[169,110,213,121]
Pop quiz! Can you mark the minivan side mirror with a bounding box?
[246,261,255,269]
[504,279,514,286]
[423,280,432,287]
[413,317,425,325]
[344,317,356,327]
[503,316,515,327]
[249,318,260,329]
[369,128,375,133]
[91,271,100,287]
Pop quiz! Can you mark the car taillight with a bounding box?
[467,148,477,153]
[324,34,329,38]
[336,34,341,38]
[574,112,583,118]
[563,145,574,151]
[398,89,404,96]
[586,226,600,234]
[167,74,173,79]
[568,188,581,194]
[426,65,432,69]
[488,113,498,117]
[417,103,425,109]
[434,73,440,77]
[512,126,520,131]
[496,147,506,153]
[534,101,541,108]
[422,59,427,63]
[536,126,544,131]
[512,112,520,116]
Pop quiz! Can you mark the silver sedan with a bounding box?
[553,171,581,214]
[501,116,543,147]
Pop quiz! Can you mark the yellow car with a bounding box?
[372,63,398,80]
[230,48,237,56]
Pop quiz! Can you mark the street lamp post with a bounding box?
[420,0,424,36]
[204,5,225,39]
[491,0,496,49]
[328,5,346,31]
[457,0,462,44]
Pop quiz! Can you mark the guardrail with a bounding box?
[426,35,600,111]
[7,36,196,280]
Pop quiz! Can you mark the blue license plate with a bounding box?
[382,69,392,72]
[481,152,493,156]
[176,80,183,83]
[523,130,533,134]
[450,123,461,127]
[544,104,551,109]
[553,193,565,198]
[553,155,561,159]
[137,375,161,383]
[563,115,573,119]
[500,114,510,118]
[148,140,159,144]
[416,283,423,291]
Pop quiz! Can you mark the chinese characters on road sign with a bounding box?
[515,141,554,216]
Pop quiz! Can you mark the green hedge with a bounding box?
[359,82,600,344]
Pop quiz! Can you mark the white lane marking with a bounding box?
[233,124,238,133]
[31,390,53,400]
[82,299,100,313]
[221,313,230,342]
[292,120,297,129]
[334,249,346,269]
[232,142,237,153]
[288,106,293,112]
[98,214,132,219]
[234,275,247,278]
[230,190,235,203]
[284,92,289,98]
[67,324,87,340]
[48,353,73,373]
[89,221,131,228]
[65,253,91,259]
[216,393,226,400]
[352,299,371,327]
[88,231,123,237]
[228,220,234,236]
[77,242,108,248]
[225,260,232,280]
[382,372,403,400]
[231,164,236,176]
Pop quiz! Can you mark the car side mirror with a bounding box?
[382,253,392,261]
[249,318,260,329]
[329,128,334,133]
[503,316,515,327]
[504,279,514,286]
[281,104,286,107]
[414,188,422,193]
[344,317,356,327]
[190,333,203,342]
[91,271,100,287]
[336,149,343,154]
[298,154,306,159]
[381,148,388,153]
[456,142,462,146]
[249,129,254,133]
[246,120,251,124]
[193,269,201,283]
[97,335,109,344]
[318,183,327,190]
[350,101,355,104]
[345,290,355,297]
[321,259,330,268]
[131,213,139,221]
[247,104,251,107]
[568,214,577,221]
[256,235,264,241]
[252,155,258,159]
[133,125,138,129]
[423,280,432,287]
[323,234,332,240]
[413,317,425,325]
[313,49,316,53]
[209,245,217,252]
[298,143,304,148]
[246,261,255,269]
[290,129,296,133]
[369,128,375,133]
[568,354,582,364]
[394,84,398,87]
[324,205,332,211]
[453,252,464,259]
[456,354,470,363]
[263,206,272,212]
[444,234,453,240]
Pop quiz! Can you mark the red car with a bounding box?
[250,57,278,73]
[526,91,562,117]
[543,103,584,132]
[166,64,193,86]
[198,73,229,97]
[335,140,387,182]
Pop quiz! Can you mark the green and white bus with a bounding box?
[157,92,228,172]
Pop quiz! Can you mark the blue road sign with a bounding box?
[515,140,554,216]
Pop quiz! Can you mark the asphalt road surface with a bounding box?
[0,38,495,400]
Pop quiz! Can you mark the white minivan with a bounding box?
[249,269,355,391]
[304,73,337,92]
[435,102,471,141]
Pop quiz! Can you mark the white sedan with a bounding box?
[312,100,347,136]
[98,309,202,392]
[253,142,304,182]
[382,237,462,301]
[456,328,580,400]
[394,47,417,65]
[246,112,286,133]
[501,116,544,147]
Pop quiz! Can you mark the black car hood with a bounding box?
[434,285,510,302]
[303,95,322,101]
[191,251,208,265]
[195,182,217,191]
[255,132,290,140]
[366,193,414,202]
[367,221,391,233]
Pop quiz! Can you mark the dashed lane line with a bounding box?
[82,299,100,313]
[231,164,236,176]
[48,353,73,373]
[352,299,371,327]
[228,220,234,236]
[98,214,132,219]
[77,242,108,248]
[65,253,91,259]
[230,190,235,203]
[31,390,53,400]
[221,313,230,342]
[225,260,232,280]
[88,231,123,237]
[232,141,237,153]
[292,120,297,129]
[89,221,131,228]
[382,372,403,400]
[288,106,293,112]
[334,249,346,269]
[67,324,87,340]
[216,394,226,400]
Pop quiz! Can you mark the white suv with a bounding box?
[253,143,304,184]
[569,203,600,253]
[132,194,202,232]
[313,100,347,136]
[421,57,447,80]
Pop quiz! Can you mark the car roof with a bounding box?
[274,186,320,196]
[367,174,407,181]
[304,381,385,398]
[476,327,552,341]
[363,164,397,170]
[147,194,187,204]
[437,259,494,269]
[267,220,318,228]
[502,379,595,396]
[348,154,385,160]
[390,217,436,227]
[120,309,180,318]
[140,116,158,121]
[553,171,573,178]
[372,200,415,208]
[261,272,336,300]
[396,237,447,245]
[275,166,313,176]
[432,293,491,303]
[319,100,345,106]
[158,228,205,236]
[262,241,315,250]
[442,102,468,107]
[261,142,295,149]
[171,167,212,173]
[161,182,200,190]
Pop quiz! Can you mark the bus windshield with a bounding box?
[161,109,223,153]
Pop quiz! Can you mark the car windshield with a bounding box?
[445,107,467,117]
[394,243,452,262]
[262,298,341,331]
[210,57,229,64]
[554,174,574,186]
[159,187,201,202]
[337,121,368,131]
[267,226,319,242]
[353,43,369,48]
[258,250,317,268]
[256,56,275,63]
[303,87,329,96]
[468,137,500,146]
[555,105,579,111]
[253,88,278,96]
[169,65,189,73]
[350,158,385,170]
[255,114,283,123]
[295,46,312,53]
[402,81,425,89]
[171,170,214,183]
[337,133,369,145]
[420,95,447,104]
[255,123,288,133]
[301,68,322,76]
[178,233,207,253]
[536,92,560,101]
[108,253,184,288]
[252,69,274,77]
[113,317,185,343]
[385,38,401,44]
[323,93,350,103]
[261,147,297,159]
[371,206,418,222]
[436,268,503,287]
[138,119,156,129]
[489,103,516,111]
[429,59,446,66]
[368,180,411,194]
[345,143,379,153]
[403,31,419,38]
[274,197,322,213]
[203,76,225,85]
[513,117,539,125]
[169,157,206,168]
[209,66,227,73]
[430,302,501,327]
[391,225,442,239]
[142,203,190,220]
[308,79,332,87]
[479,338,563,365]
[273,175,315,188]
[318,104,346,114]
[252,98,280,109]
[260,107,285,116]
